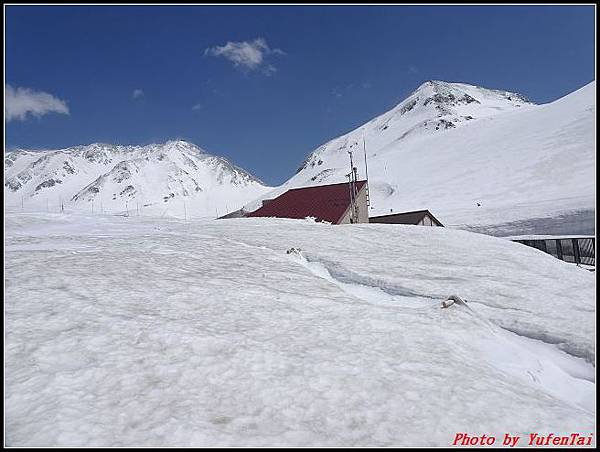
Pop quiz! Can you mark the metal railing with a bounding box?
[511,236,595,267]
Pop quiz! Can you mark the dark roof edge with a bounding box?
[369,209,444,226]
[369,209,432,219]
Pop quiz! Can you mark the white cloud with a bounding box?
[132,89,144,99]
[5,85,69,122]
[192,103,203,111]
[204,37,285,74]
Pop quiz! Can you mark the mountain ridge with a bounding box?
[5,140,271,218]
[5,80,594,232]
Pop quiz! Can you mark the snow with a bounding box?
[504,234,595,241]
[249,80,595,233]
[4,209,595,446]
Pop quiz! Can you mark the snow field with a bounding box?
[4,210,595,446]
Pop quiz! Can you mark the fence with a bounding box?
[511,236,595,267]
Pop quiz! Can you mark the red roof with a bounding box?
[248,180,367,224]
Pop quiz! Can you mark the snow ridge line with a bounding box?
[461,297,594,365]
[499,326,595,367]
[302,254,441,301]
[287,251,439,309]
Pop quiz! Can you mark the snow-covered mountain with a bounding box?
[248,80,595,234]
[4,140,272,218]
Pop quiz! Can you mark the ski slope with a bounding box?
[250,80,595,233]
[5,209,595,446]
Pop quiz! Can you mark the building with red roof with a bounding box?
[247,180,369,224]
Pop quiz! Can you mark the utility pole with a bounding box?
[21,196,24,210]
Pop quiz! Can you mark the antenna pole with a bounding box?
[347,150,359,223]
[363,132,371,209]
[363,133,369,183]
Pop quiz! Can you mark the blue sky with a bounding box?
[5,5,595,185]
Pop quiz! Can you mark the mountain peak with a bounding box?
[163,139,198,149]
[409,80,533,106]
[414,79,450,89]
[294,80,537,176]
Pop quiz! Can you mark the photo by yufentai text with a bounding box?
[452,433,594,447]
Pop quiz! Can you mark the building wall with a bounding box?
[419,215,434,226]
[423,214,443,226]
[338,184,369,224]
[217,208,247,219]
